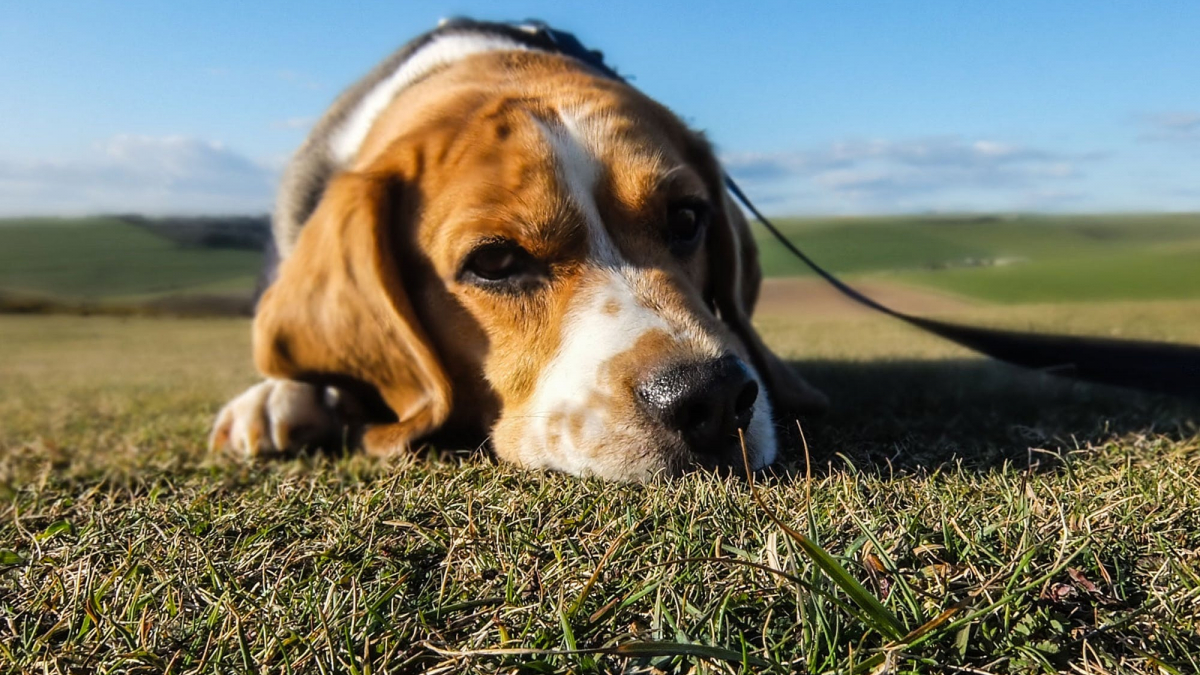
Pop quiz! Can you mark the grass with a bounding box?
[894,247,1200,303]
[755,213,1200,303]
[3,213,1199,309]
[2,299,1199,673]
[0,217,260,300]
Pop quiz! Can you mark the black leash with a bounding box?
[524,19,1200,398]
[725,178,1200,398]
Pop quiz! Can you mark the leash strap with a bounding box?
[726,177,1200,397]
[526,20,1200,398]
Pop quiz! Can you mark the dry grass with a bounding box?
[1,303,1199,673]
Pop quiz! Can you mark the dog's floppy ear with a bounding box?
[253,172,452,447]
[708,181,830,415]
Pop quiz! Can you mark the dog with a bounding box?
[209,19,827,480]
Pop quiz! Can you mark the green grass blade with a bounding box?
[611,641,774,668]
[740,430,908,642]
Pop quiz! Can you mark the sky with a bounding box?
[2,1,1199,216]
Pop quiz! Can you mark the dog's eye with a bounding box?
[459,241,545,292]
[666,200,710,254]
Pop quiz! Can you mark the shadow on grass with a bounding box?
[780,358,1200,474]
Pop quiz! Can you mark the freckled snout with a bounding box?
[636,353,759,459]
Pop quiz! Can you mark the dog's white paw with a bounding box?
[208,379,353,457]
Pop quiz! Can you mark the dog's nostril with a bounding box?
[733,380,758,423]
[677,400,705,432]
[677,399,720,442]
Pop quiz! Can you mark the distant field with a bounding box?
[0,217,260,301]
[2,213,1199,309]
[757,212,1200,303]
[896,246,1200,303]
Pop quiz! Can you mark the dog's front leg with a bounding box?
[358,412,447,458]
[208,379,360,457]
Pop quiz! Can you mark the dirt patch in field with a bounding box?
[754,276,978,318]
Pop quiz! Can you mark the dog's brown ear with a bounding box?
[709,187,830,415]
[253,172,451,449]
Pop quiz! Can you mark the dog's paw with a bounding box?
[208,379,355,457]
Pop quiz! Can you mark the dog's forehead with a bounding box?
[424,90,709,268]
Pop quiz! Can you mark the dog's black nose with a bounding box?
[637,354,759,455]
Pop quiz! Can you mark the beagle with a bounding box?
[209,19,827,480]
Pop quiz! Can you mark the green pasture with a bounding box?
[755,212,1200,302]
[0,217,260,300]
[1,213,1199,307]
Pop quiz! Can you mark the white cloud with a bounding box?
[721,136,1096,213]
[1136,111,1200,143]
[276,70,323,91]
[0,135,276,216]
[2,130,1186,217]
[271,116,314,131]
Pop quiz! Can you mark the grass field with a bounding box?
[2,296,1199,672]
[0,217,260,301]
[756,213,1200,303]
[3,213,1199,308]
[2,213,1198,672]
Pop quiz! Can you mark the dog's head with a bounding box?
[254,51,825,480]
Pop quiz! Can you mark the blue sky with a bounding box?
[2,1,1199,215]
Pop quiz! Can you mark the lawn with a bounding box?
[2,299,1198,673]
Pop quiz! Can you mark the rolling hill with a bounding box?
[1,213,1198,312]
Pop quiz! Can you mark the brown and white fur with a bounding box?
[209,22,826,480]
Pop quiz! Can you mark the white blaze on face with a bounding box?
[516,109,778,477]
[523,271,672,475]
